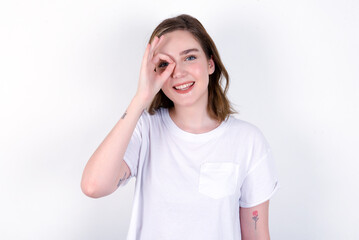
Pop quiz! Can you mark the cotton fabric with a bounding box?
[120,107,279,240]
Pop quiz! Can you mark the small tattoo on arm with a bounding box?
[121,111,127,119]
[252,210,259,230]
[117,172,127,187]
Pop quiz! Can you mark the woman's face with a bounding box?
[154,30,215,108]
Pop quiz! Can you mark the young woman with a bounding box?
[81,14,279,240]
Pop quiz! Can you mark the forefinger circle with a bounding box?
[152,53,174,67]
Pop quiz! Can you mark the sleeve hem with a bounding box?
[123,156,136,178]
[239,181,280,208]
[116,158,135,188]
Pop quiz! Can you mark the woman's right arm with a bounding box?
[80,95,146,198]
[80,35,175,198]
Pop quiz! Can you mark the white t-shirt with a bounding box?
[120,107,279,240]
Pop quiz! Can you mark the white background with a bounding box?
[1,0,358,239]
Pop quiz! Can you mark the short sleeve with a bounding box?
[239,129,280,208]
[122,112,144,182]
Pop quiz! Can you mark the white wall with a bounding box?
[1,0,358,239]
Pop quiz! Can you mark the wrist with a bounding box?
[132,94,150,111]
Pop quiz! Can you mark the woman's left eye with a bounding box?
[158,61,169,68]
[186,55,196,61]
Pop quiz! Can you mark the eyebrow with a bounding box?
[180,48,199,55]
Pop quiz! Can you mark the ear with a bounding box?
[208,56,215,75]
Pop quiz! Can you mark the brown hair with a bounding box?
[147,14,238,122]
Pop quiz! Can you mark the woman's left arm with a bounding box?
[240,200,270,240]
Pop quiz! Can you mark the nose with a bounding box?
[171,62,186,79]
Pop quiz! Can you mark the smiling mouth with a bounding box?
[173,81,195,90]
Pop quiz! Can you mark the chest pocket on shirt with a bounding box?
[198,162,240,199]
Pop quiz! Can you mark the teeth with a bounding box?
[174,82,194,90]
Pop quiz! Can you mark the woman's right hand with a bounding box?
[135,35,176,108]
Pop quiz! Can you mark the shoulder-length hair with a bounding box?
[147,14,238,122]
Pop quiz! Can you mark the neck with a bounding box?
[169,95,220,134]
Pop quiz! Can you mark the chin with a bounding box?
[173,96,205,109]
[162,86,207,108]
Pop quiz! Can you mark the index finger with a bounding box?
[152,53,174,67]
[149,35,165,61]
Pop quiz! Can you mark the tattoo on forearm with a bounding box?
[121,111,127,119]
[252,210,259,230]
[117,172,127,187]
